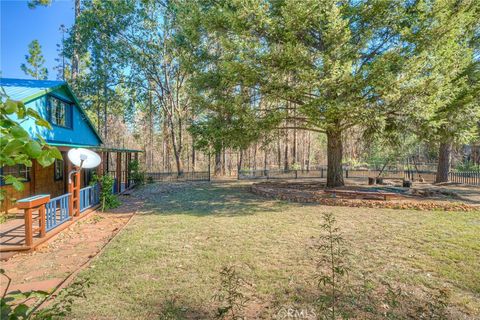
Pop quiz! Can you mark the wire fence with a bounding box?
[145,171,210,182]
[238,167,480,185]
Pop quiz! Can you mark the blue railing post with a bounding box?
[45,193,71,232]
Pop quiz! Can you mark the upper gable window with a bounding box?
[49,96,73,129]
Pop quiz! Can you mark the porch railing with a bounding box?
[45,193,71,232]
[80,184,100,212]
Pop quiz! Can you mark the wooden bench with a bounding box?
[324,189,400,201]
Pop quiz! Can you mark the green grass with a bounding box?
[64,182,480,319]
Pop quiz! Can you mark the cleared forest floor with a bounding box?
[62,182,479,319]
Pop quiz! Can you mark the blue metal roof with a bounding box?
[1,78,65,102]
[1,77,104,145]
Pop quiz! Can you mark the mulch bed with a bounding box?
[251,181,480,211]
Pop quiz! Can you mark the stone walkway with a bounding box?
[0,195,142,295]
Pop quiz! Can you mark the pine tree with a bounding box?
[20,40,48,80]
[27,0,51,9]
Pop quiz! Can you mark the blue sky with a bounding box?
[1,0,74,80]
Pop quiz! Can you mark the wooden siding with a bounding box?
[1,160,66,213]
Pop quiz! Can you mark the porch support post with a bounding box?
[97,151,104,177]
[106,152,110,174]
[116,152,122,193]
[31,160,37,194]
[39,205,46,238]
[126,152,131,188]
[75,169,81,216]
[67,158,74,217]
[68,180,74,217]
[24,209,33,247]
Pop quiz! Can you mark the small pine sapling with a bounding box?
[312,212,350,319]
[213,265,249,320]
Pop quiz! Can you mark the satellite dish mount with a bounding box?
[67,148,102,216]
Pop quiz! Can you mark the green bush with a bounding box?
[455,161,480,172]
[128,159,145,186]
[91,174,121,211]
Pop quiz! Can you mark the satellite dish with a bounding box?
[68,148,101,169]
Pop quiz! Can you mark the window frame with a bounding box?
[48,95,73,130]
[54,158,64,181]
[0,165,31,186]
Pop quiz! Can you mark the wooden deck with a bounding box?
[0,205,100,260]
[0,215,36,248]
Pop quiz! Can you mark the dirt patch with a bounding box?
[251,181,480,211]
[0,195,143,295]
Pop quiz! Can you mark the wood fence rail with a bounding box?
[449,171,480,185]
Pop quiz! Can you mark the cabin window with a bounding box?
[54,159,64,181]
[0,165,30,185]
[49,96,72,128]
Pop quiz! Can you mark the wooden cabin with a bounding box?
[0,78,141,213]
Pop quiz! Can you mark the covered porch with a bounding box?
[0,144,141,257]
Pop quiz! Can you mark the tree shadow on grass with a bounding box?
[137,182,294,217]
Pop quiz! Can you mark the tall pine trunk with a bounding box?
[191,141,196,172]
[326,129,344,188]
[215,150,222,176]
[237,150,243,173]
[71,0,80,80]
[284,130,289,170]
[168,117,183,175]
[435,142,452,183]
[277,133,281,168]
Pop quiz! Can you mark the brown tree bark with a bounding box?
[237,150,244,173]
[277,133,281,168]
[168,117,183,174]
[326,129,344,188]
[435,141,452,183]
[306,132,311,171]
[214,150,222,176]
[71,0,80,80]
[284,130,289,170]
[191,140,196,172]
[222,147,226,175]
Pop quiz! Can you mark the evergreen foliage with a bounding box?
[20,40,49,80]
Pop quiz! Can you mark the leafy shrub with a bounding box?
[0,268,89,319]
[1,95,61,212]
[455,161,480,172]
[91,174,121,211]
[128,159,145,186]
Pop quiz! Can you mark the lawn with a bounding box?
[63,182,480,319]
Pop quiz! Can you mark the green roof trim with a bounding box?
[96,147,143,153]
[20,84,65,104]
[47,142,143,153]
